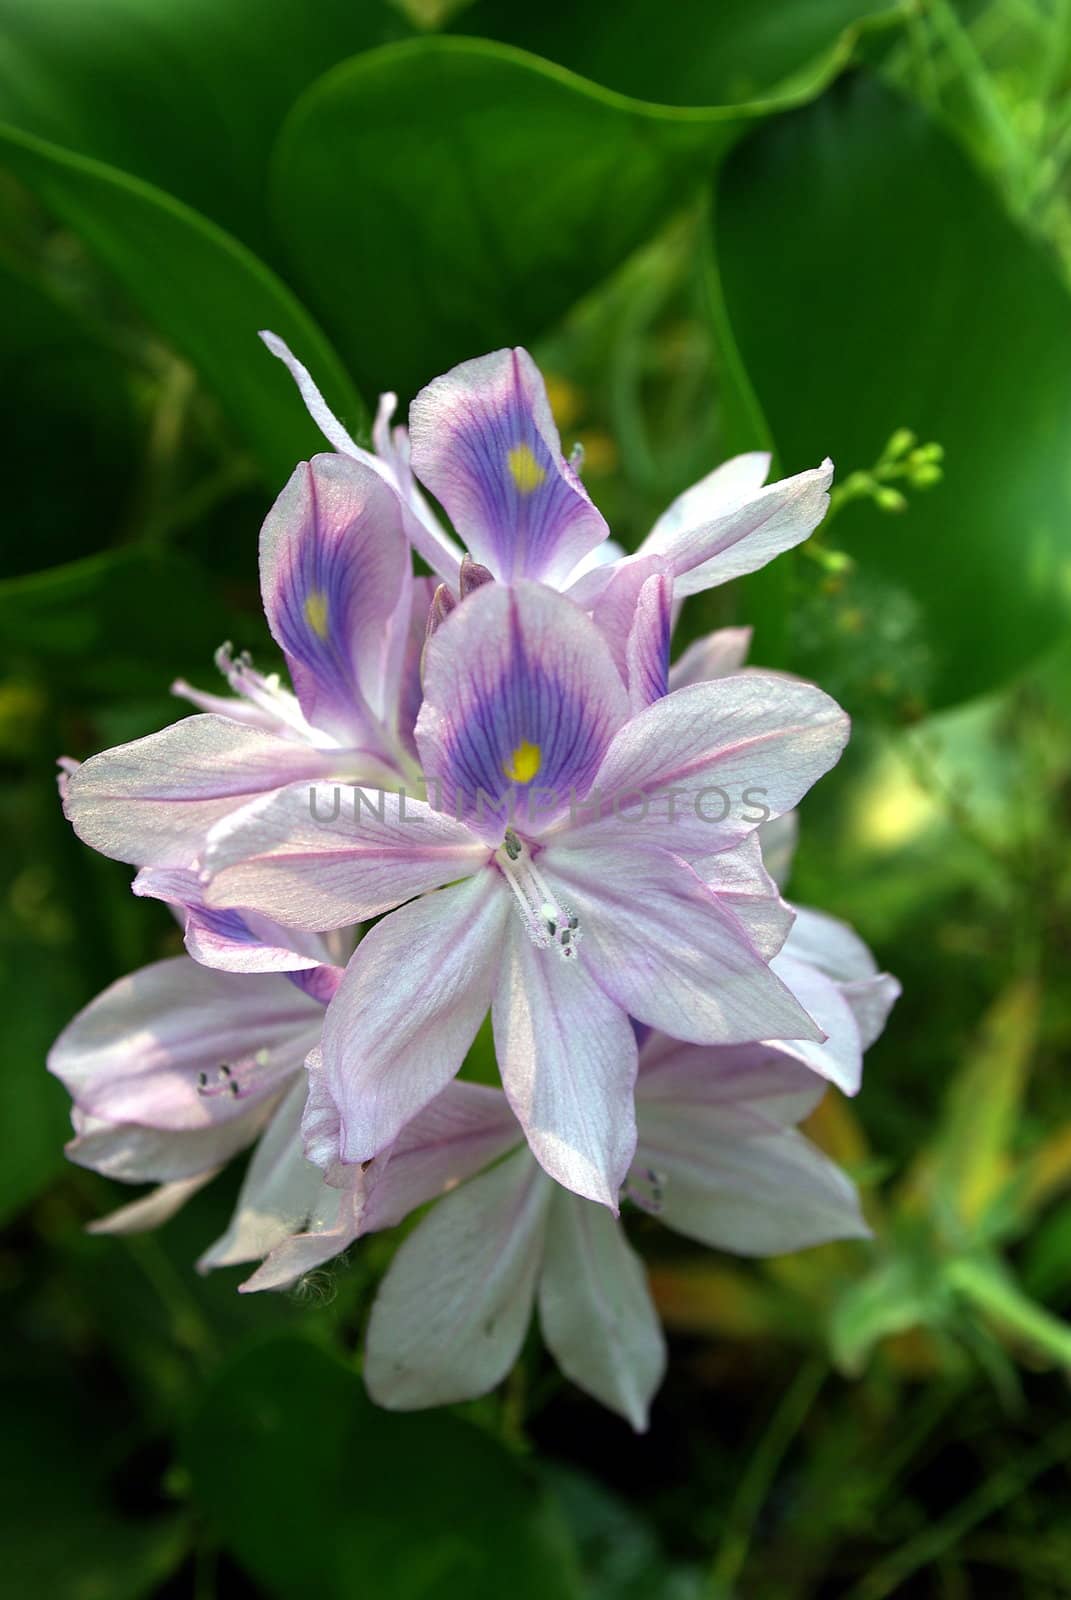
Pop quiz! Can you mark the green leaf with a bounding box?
[452,0,903,106]
[0,933,83,1224]
[186,1337,583,1600]
[946,1254,1071,1370]
[0,259,138,576]
[714,74,1071,708]
[2,1355,187,1596]
[270,29,901,399]
[0,121,365,481]
[830,1254,948,1376]
[931,978,1040,1240]
[0,0,411,256]
[0,545,233,700]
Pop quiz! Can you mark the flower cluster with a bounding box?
[49,339,899,1427]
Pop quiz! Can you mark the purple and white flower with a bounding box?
[200,579,849,1206]
[61,453,426,873]
[264,336,833,626]
[47,945,344,1265]
[248,1031,871,1430]
[45,329,904,1434]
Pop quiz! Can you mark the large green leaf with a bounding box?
[0,545,233,700]
[4,1366,187,1597]
[0,122,365,481]
[270,28,902,399]
[453,0,901,105]
[0,259,138,576]
[186,1337,583,1600]
[0,925,83,1224]
[715,74,1071,708]
[0,0,410,256]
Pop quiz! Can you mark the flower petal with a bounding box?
[396,576,438,762]
[260,455,410,746]
[360,1081,521,1234]
[667,626,753,691]
[640,459,833,596]
[63,714,341,868]
[784,905,877,982]
[66,1105,274,1183]
[644,452,772,549]
[409,347,609,584]
[538,1191,665,1431]
[758,810,799,888]
[238,1179,363,1293]
[416,579,629,840]
[364,1146,550,1410]
[88,1172,218,1235]
[636,1037,827,1130]
[636,1106,869,1255]
[202,782,488,929]
[199,1079,325,1270]
[492,914,638,1208]
[260,330,462,581]
[700,835,795,961]
[544,842,821,1046]
[841,973,901,1051]
[320,872,509,1165]
[634,1046,868,1254]
[571,675,848,856]
[587,552,665,681]
[133,865,332,973]
[776,907,900,1079]
[48,957,322,1130]
[768,952,865,1095]
[624,571,672,712]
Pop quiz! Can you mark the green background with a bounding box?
[2,1,1071,1594]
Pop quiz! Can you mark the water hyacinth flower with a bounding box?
[61,453,430,872]
[264,335,833,626]
[44,325,902,1434]
[47,941,342,1263]
[201,580,850,1205]
[252,1032,871,1430]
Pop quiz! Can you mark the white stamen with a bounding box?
[213,643,330,743]
[496,830,581,960]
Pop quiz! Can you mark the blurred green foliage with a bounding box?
[2,0,1070,1595]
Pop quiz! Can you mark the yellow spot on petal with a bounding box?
[503,739,542,784]
[507,444,546,495]
[304,589,329,640]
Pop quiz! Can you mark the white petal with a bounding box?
[758,811,798,888]
[62,714,340,868]
[538,1191,665,1431]
[643,459,833,596]
[784,905,878,981]
[322,873,509,1164]
[699,835,795,960]
[545,843,820,1046]
[637,1109,868,1255]
[88,1172,217,1235]
[769,952,865,1096]
[198,1079,325,1270]
[202,783,488,930]
[66,1105,273,1182]
[49,957,322,1131]
[364,1147,551,1410]
[667,625,753,690]
[636,1036,828,1130]
[361,1081,521,1233]
[572,674,849,856]
[643,453,772,549]
[492,915,638,1208]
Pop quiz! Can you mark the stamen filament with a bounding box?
[496,830,581,960]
